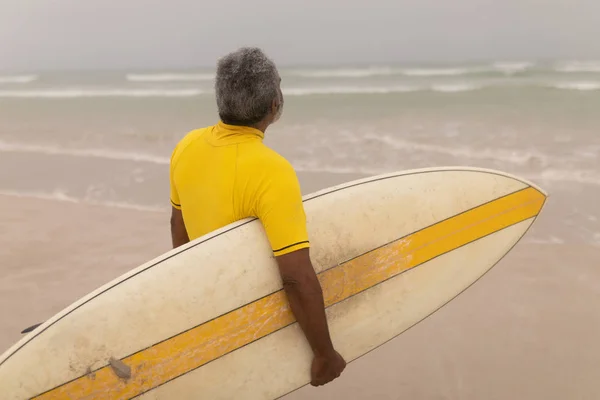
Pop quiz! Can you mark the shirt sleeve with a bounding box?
[255,158,310,257]
[169,145,182,210]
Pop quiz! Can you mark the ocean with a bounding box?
[0,60,599,246]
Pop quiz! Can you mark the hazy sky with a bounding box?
[1,0,598,71]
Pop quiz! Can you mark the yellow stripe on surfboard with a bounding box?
[34,187,545,400]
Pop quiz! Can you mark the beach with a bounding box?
[1,62,599,398]
[1,180,600,399]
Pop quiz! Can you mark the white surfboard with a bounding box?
[0,167,547,400]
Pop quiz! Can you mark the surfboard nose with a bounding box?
[521,185,548,217]
[502,173,548,219]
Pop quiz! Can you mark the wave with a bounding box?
[0,75,38,84]
[126,73,215,82]
[0,189,80,203]
[286,84,483,95]
[401,67,477,77]
[491,62,534,74]
[405,62,533,77]
[548,82,600,91]
[2,139,598,188]
[0,88,206,98]
[0,140,170,164]
[287,67,396,78]
[296,163,600,187]
[0,136,546,172]
[288,62,534,79]
[0,189,168,212]
[284,86,420,95]
[429,83,482,93]
[294,162,383,176]
[0,85,482,98]
[555,61,600,73]
[362,135,550,166]
[533,168,600,186]
[289,67,480,78]
[523,236,566,245]
[3,81,600,99]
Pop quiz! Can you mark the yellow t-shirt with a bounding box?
[169,121,310,256]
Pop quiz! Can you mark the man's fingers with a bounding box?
[312,366,345,387]
[311,376,330,387]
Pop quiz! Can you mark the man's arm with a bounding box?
[276,248,334,356]
[256,156,346,385]
[170,206,190,248]
[276,248,346,386]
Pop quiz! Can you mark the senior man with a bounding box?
[169,47,346,387]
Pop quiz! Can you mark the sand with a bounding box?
[1,175,600,399]
[0,195,170,349]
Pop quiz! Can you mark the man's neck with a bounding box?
[251,120,270,133]
[219,117,271,134]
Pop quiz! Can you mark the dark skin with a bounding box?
[170,80,346,387]
[170,208,189,248]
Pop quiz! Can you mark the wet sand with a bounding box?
[1,173,599,399]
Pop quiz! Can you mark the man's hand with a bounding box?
[275,248,346,386]
[311,350,347,386]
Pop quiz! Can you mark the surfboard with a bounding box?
[0,166,547,400]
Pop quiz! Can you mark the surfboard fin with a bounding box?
[21,323,43,334]
[109,357,132,380]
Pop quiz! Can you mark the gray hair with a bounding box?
[215,47,280,126]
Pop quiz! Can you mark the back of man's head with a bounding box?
[215,47,280,126]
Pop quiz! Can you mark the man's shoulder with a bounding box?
[174,125,213,151]
[170,125,214,166]
[244,143,295,173]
